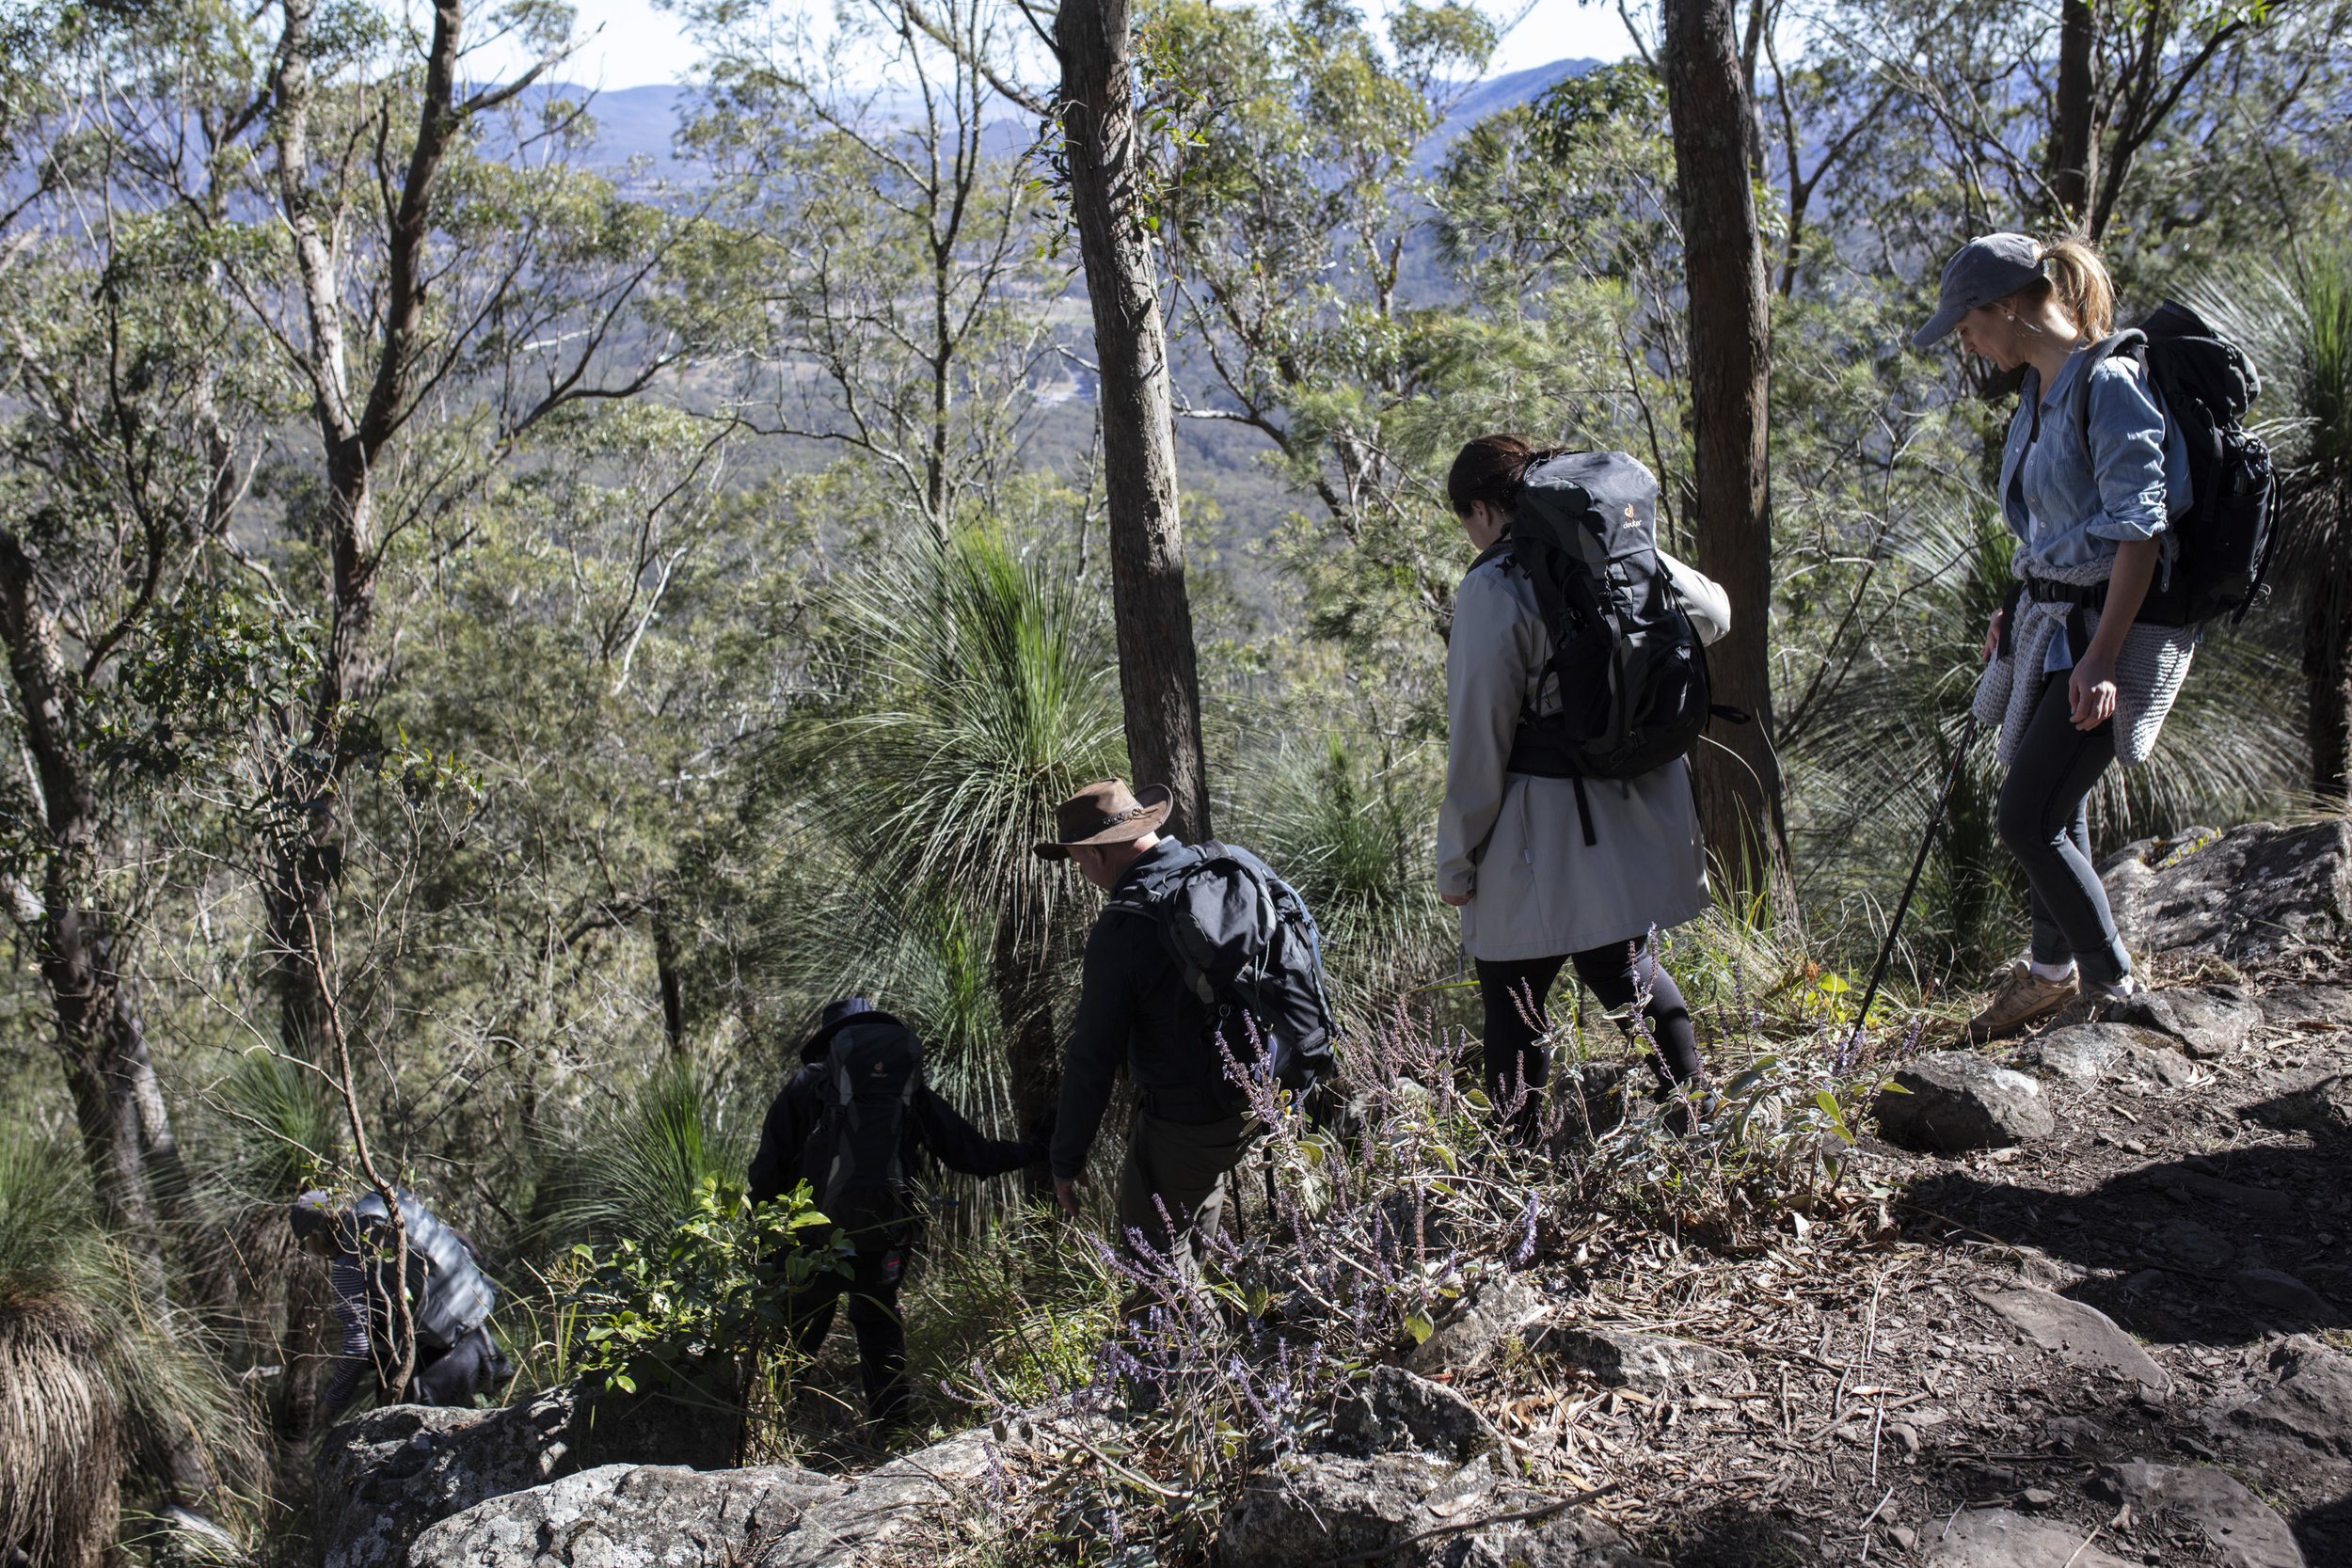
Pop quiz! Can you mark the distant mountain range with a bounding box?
[503,57,1599,173]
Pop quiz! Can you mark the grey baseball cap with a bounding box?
[1912,233,2046,348]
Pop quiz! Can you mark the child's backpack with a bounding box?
[2071,301,2274,626]
[800,1020,923,1247]
[350,1190,498,1352]
[1108,842,1339,1104]
[1483,451,1739,844]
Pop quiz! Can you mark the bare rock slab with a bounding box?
[1217,1452,1457,1567]
[318,1391,583,1568]
[2222,1335,2352,1459]
[1875,1053,2055,1152]
[2259,983,2352,1026]
[2105,988,2261,1059]
[2234,1268,2340,1324]
[1924,1508,2136,1567]
[1219,1455,1655,1568]
[1406,1274,1547,1378]
[1334,1365,1513,1467]
[759,1427,1003,1568]
[1973,1285,2171,1395]
[2010,1023,2174,1083]
[1529,1325,1735,1394]
[2102,819,2352,959]
[407,1464,844,1568]
[2090,1462,2307,1568]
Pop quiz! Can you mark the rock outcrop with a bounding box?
[1974,1285,2171,1395]
[1874,1053,2055,1151]
[1219,1453,1663,1568]
[407,1465,844,1568]
[1334,1365,1513,1467]
[2090,1461,2307,1568]
[1406,1273,1546,1378]
[2101,819,2352,958]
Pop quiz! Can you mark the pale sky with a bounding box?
[478,0,1640,89]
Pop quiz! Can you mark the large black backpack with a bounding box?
[2067,300,2274,626]
[800,1020,923,1247]
[1486,451,1735,844]
[1108,843,1338,1104]
[350,1190,498,1353]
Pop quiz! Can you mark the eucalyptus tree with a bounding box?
[676,0,1064,543]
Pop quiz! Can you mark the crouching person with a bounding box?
[292,1188,514,1428]
[1038,780,1335,1277]
[748,998,1041,1430]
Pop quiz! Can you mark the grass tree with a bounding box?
[2201,248,2352,800]
[0,1125,255,1567]
[756,528,1127,1139]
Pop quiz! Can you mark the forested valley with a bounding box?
[1,0,2347,1560]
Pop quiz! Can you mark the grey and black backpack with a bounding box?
[1480,450,1743,843]
[800,1020,923,1247]
[1110,843,1338,1104]
[349,1190,498,1352]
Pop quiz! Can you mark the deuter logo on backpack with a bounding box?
[1111,843,1338,1102]
[2071,300,2275,626]
[803,1022,923,1245]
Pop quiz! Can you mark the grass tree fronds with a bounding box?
[0,1121,259,1566]
[534,1058,759,1250]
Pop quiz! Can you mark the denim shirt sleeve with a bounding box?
[2083,356,2172,544]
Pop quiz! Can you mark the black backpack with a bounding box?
[2066,301,2274,626]
[1108,842,1339,1103]
[1484,451,1738,844]
[799,1021,923,1246]
[349,1190,498,1353]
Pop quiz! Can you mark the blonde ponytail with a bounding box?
[2035,236,2115,338]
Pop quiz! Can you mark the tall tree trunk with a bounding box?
[2050,0,2095,219]
[1662,0,1786,895]
[654,898,686,1053]
[1054,0,1214,844]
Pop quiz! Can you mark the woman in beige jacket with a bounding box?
[1434,436,1725,1137]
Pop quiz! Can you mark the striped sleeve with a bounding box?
[321,1256,373,1413]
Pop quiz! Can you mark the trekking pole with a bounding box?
[1850,709,1979,1042]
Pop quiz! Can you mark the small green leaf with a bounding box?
[1404,1309,1436,1345]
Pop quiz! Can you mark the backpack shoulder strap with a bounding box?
[2073,328,2148,436]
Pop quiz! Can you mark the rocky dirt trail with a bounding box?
[316,821,2352,1568]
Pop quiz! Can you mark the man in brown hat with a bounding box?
[1036,780,1257,1273]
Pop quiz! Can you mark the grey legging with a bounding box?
[1995,676,2131,986]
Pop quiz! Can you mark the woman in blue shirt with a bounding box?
[1912,234,2194,1041]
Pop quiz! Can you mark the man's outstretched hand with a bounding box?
[1054,1175,1084,1218]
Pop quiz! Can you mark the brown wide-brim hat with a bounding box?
[1032,780,1172,861]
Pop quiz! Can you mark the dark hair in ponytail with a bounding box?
[1446,434,1562,518]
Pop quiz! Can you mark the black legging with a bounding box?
[787,1247,910,1426]
[1476,935,1703,1130]
[1995,677,2129,986]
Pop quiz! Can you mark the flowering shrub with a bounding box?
[942,987,1894,1563]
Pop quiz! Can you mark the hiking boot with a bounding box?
[1963,962,2079,1043]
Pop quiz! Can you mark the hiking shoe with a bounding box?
[1964,962,2079,1043]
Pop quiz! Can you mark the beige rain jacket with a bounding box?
[1435,548,1727,963]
